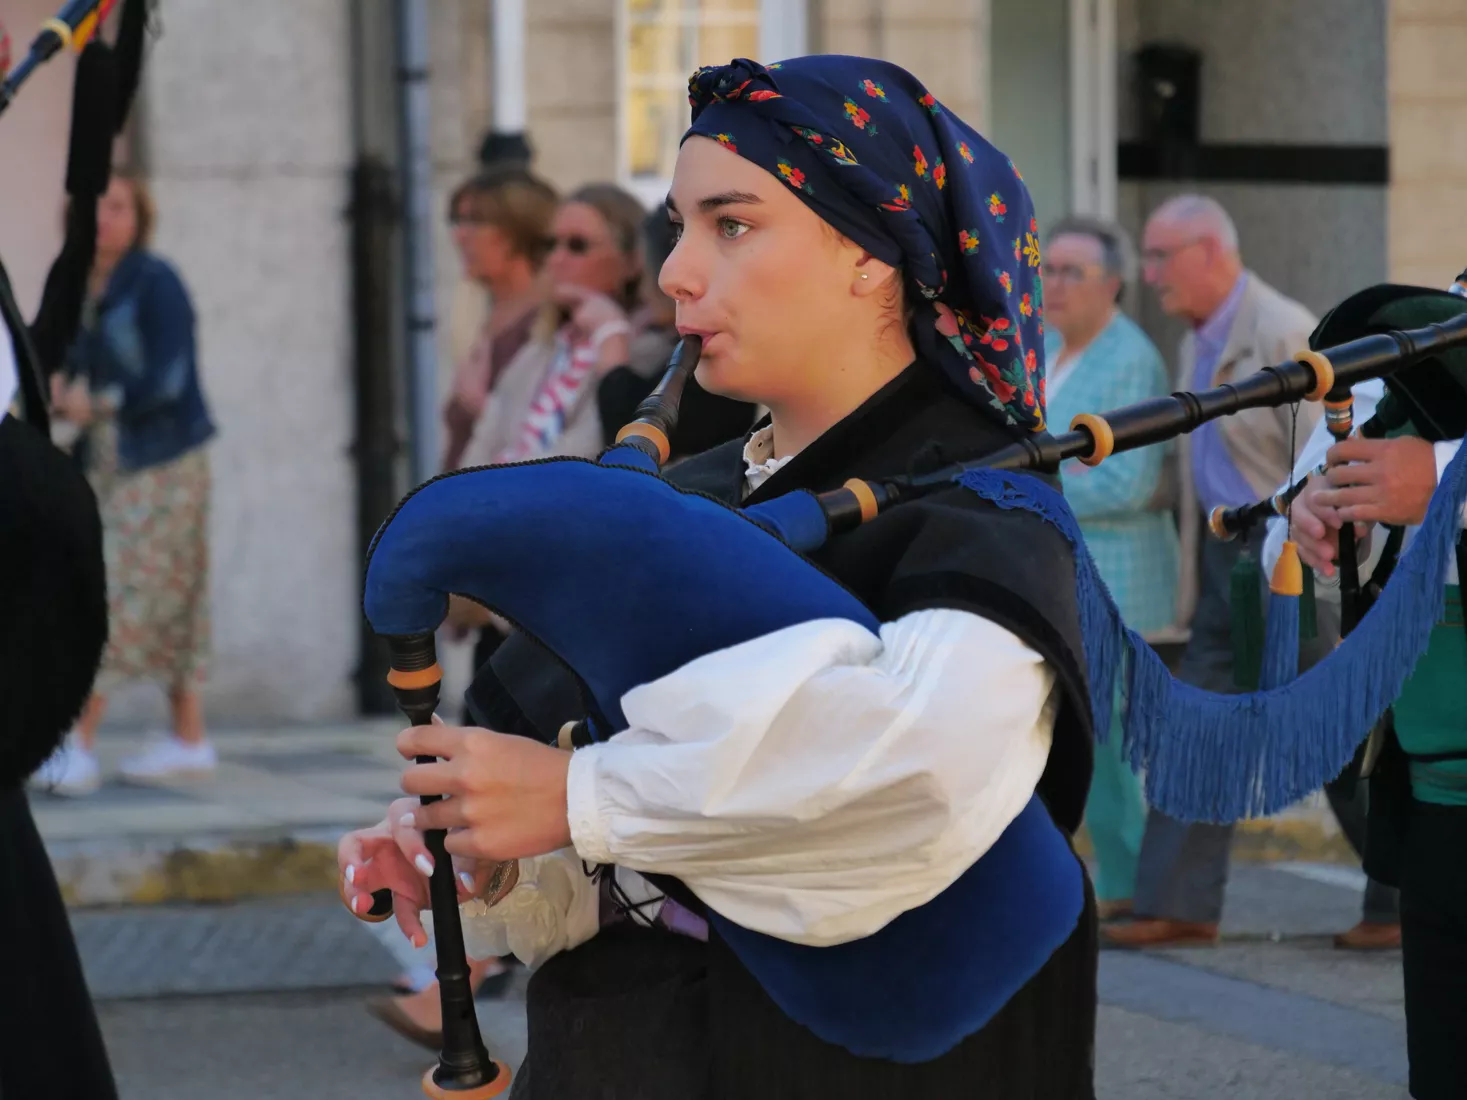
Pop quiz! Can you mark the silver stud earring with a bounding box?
[859,273,870,280]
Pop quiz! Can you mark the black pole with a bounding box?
[348,155,402,716]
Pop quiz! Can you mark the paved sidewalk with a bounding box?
[85,864,1407,1098]
[32,720,1363,907]
[34,722,404,907]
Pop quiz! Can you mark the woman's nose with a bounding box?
[658,237,701,302]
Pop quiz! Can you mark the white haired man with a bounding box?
[1105,195,1324,948]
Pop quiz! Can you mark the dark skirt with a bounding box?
[510,868,1097,1100]
[0,787,119,1099]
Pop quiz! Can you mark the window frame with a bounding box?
[615,0,808,209]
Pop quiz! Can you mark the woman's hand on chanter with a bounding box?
[338,799,499,947]
[397,723,574,864]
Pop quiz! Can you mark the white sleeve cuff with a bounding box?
[566,744,614,865]
[1433,440,1466,529]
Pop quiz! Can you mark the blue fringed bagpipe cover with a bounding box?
[959,431,1467,825]
[363,453,1085,1062]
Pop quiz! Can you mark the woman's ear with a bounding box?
[852,253,900,298]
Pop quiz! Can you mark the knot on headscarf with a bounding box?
[686,56,1047,432]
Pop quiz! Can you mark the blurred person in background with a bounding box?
[34,170,218,797]
[1104,194,1321,949]
[447,184,654,673]
[444,133,539,404]
[440,169,559,474]
[458,182,654,468]
[1042,217,1176,921]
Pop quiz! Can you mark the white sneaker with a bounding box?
[30,736,102,797]
[118,735,218,782]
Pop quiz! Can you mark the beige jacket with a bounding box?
[461,332,606,468]
[1171,272,1321,631]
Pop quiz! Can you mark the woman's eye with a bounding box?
[669,220,685,244]
[717,218,748,241]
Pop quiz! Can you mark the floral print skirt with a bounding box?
[88,431,211,694]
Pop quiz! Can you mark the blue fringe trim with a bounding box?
[958,438,1467,824]
[1260,593,1300,691]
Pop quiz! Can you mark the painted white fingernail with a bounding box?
[415,854,434,877]
[344,864,355,885]
[400,813,415,829]
[460,872,475,892]
[350,894,361,914]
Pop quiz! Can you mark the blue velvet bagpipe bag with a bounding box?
[362,448,1085,1063]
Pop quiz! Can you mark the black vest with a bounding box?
[475,362,1098,1099]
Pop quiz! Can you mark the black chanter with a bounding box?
[805,308,1467,534]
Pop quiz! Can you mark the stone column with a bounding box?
[1387,0,1467,287]
[815,0,991,131]
[132,0,358,721]
[525,0,618,192]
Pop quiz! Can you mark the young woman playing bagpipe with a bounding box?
[340,54,1100,1098]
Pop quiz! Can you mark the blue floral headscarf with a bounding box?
[687,55,1047,432]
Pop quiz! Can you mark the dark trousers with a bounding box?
[1138,528,1395,924]
[1400,800,1467,1100]
[1325,744,1400,923]
[1134,531,1243,923]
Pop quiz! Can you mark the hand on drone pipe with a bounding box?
[1315,435,1439,528]
[1289,475,1373,577]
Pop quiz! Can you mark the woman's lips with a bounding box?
[677,328,725,354]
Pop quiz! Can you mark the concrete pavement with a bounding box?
[85,863,1408,1099]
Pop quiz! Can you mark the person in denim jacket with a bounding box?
[36,171,217,795]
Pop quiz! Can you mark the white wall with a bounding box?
[110,0,360,723]
[0,0,76,316]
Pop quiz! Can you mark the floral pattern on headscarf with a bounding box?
[688,56,1046,432]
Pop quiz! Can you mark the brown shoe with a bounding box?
[1333,921,1402,951]
[1101,918,1219,949]
[1096,898,1135,922]
[365,995,441,1051]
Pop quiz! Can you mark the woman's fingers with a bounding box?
[451,848,493,900]
[401,792,469,833]
[388,797,438,881]
[338,820,387,876]
[394,890,429,949]
[400,759,460,800]
[398,723,466,761]
[340,835,420,919]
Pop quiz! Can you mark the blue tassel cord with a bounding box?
[958,437,1467,825]
[1259,542,1303,691]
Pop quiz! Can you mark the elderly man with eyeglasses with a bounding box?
[1103,195,1327,950]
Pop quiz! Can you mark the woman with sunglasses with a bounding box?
[343,55,1096,1098]
[458,183,661,468]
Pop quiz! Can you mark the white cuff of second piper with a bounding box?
[566,743,614,866]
